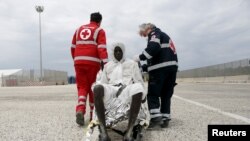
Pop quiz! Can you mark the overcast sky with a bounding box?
[0,0,249,75]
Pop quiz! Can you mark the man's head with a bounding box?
[90,12,102,26]
[138,23,155,37]
[114,46,123,62]
[111,42,125,62]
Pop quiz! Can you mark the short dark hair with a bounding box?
[90,12,102,23]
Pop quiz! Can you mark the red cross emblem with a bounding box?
[80,29,91,40]
[169,39,176,54]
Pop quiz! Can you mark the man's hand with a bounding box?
[100,61,104,70]
[116,85,127,97]
[133,55,140,62]
[141,64,148,72]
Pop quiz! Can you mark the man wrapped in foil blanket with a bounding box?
[90,42,150,141]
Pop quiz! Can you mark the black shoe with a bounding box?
[76,112,85,126]
[161,120,169,128]
[147,117,163,129]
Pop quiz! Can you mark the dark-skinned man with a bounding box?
[93,42,149,141]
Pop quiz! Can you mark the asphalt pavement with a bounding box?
[0,83,249,141]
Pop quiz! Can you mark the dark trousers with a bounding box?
[147,67,177,120]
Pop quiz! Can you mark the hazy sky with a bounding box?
[0,0,249,75]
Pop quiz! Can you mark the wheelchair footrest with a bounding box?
[111,128,126,136]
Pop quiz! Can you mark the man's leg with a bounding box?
[86,66,100,121]
[93,85,111,141]
[147,71,164,128]
[75,65,88,126]
[124,93,143,141]
[160,70,177,128]
[160,96,171,128]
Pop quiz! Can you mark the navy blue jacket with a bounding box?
[139,27,178,72]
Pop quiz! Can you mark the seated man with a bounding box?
[93,42,149,141]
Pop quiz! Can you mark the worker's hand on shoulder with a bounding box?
[133,55,140,62]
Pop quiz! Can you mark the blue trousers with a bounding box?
[147,66,177,120]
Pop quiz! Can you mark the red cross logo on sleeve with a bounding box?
[80,29,91,40]
[169,39,177,54]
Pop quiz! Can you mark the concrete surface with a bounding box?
[0,83,250,141]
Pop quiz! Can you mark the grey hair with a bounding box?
[139,23,155,32]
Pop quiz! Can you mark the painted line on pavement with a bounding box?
[173,95,250,123]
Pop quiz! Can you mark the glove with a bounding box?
[100,61,104,70]
[141,64,148,72]
[133,55,140,62]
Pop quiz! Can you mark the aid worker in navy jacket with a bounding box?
[134,23,178,128]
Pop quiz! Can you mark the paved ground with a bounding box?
[0,83,250,141]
